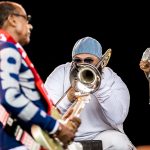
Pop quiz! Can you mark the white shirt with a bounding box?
[44,62,130,141]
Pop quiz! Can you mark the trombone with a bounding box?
[55,48,112,106]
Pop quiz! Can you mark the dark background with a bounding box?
[10,0,150,147]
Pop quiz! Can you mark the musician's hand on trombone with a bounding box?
[67,87,89,103]
[67,87,78,103]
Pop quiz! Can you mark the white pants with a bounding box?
[9,146,28,150]
[93,130,136,150]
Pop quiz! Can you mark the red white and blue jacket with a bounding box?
[0,40,58,150]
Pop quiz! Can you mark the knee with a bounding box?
[110,142,132,150]
[105,136,133,150]
[100,132,134,150]
[94,130,134,150]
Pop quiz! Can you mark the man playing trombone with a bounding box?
[44,36,135,150]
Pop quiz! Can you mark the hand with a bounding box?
[67,117,81,133]
[139,60,150,73]
[67,87,77,103]
[54,116,81,149]
[54,123,75,149]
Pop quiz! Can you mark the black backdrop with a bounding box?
[7,0,150,147]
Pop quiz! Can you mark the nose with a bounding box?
[29,23,33,30]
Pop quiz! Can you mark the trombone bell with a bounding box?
[70,63,101,94]
[70,48,112,94]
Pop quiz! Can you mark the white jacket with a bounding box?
[44,62,130,141]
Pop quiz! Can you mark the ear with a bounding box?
[7,15,17,27]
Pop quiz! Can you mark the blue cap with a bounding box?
[72,37,102,59]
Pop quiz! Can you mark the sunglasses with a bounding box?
[11,13,31,23]
[73,57,94,64]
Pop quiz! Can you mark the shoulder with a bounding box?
[45,62,71,85]
[101,67,127,89]
[102,67,117,78]
[102,67,125,86]
[53,62,72,72]
[101,67,124,83]
[47,62,71,78]
[0,41,17,50]
[0,41,21,61]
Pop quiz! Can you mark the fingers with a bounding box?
[66,117,81,133]
[70,117,81,128]
[53,117,81,149]
[67,87,77,103]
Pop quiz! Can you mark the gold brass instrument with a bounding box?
[55,48,112,105]
[31,48,112,150]
[70,48,112,94]
[70,63,101,94]
[63,48,112,119]
[95,48,112,69]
